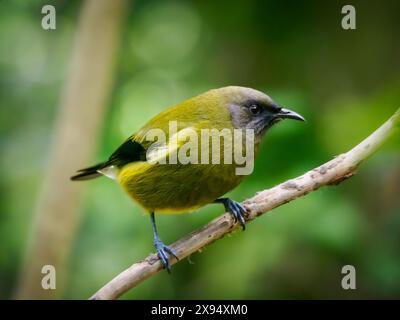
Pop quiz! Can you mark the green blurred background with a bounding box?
[1,0,399,299]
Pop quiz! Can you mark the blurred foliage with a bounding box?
[0,0,399,299]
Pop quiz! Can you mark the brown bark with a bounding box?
[91,108,399,300]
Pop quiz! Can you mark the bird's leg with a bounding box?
[215,198,248,230]
[150,212,178,273]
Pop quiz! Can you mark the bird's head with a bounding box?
[211,86,305,139]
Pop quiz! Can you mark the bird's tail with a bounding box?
[70,162,108,181]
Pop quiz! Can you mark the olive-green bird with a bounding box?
[71,86,305,271]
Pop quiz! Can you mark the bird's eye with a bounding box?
[249,104,262,115]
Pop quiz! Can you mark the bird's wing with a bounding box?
[132,118,208,165]
[71,136,147,181]
[143,127,200,164]
[107,136,147,167]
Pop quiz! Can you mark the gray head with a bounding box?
[213,86,305,139]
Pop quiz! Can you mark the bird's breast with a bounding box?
[118,161,244,214]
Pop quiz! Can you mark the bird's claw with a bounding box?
[222,199,248,230]
[154,239,178,273]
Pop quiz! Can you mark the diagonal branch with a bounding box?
[90,108,399,300]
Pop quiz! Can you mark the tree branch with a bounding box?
[91,108,399,300]
[15,0,127,299]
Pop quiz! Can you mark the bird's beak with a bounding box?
[276,108,305,122]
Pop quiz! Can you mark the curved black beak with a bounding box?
[276,108,305,122]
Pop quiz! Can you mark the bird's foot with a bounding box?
[218,198,248,230]
[154,238,178,273]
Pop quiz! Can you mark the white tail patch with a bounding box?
[98,165,118,180]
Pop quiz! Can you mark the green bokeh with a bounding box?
[0,0,399,299]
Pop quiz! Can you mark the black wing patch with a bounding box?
[70,138,146,181]
[108,138,147,167]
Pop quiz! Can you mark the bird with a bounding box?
[71,86,305,271]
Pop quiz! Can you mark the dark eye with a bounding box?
[249,104,262,115]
